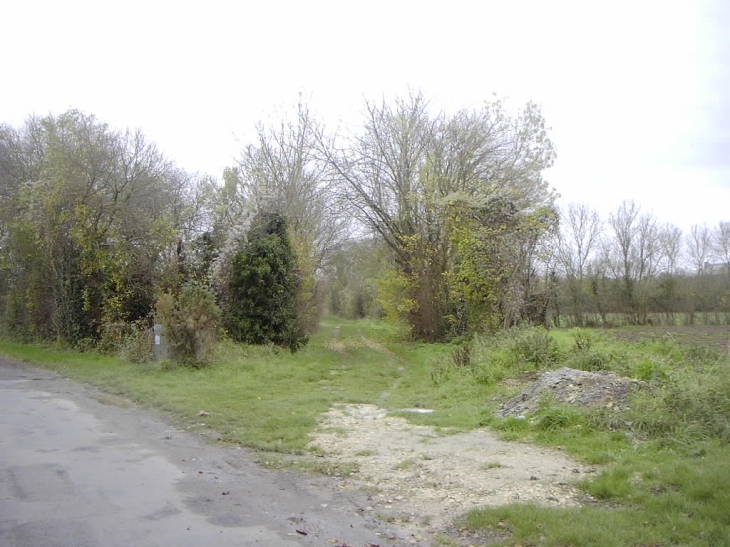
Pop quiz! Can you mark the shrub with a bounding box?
[565,348,617,372]
[155,283,221,366]
[507,326,562,369]
[571,329,596,351]
[536,405,582,431]
[224,211,308,353]
[119,324,154,364]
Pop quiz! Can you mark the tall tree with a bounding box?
[605,200,660,324]
[0,111,188,343]
[685,224,713,274]
[658,223,682,276]
[713,221,730,273]
[225,211,307,352]
[322,93,556,339]
[232,101,346,332]
[555,203,601,326]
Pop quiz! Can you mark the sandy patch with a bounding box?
[309,404,595,529]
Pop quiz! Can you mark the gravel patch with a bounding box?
[309,404,594,531]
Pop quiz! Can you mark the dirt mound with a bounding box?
[497,367,644,417]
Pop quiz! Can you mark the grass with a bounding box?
[1,319,421,453]
[462,442,730,546]
[1,318,729,546]
[394,458,417,470]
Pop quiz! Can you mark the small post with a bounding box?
[153,324,169,361]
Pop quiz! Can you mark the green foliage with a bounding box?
[432,326,563,387]
[634,357,673,383]
[563,330,621,372]
[225,211,308,352]
[155,283,221,366]
[0,111,188,346]
[564,349,615,372]
[327,237,385,320]
[444,197,557,334]
[536,404,582,431]
[492,416,531,434]
[508,326,562,368]
[376,264,417,326]
[570,328,595,351]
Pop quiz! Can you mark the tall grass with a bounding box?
[455,326,730,546]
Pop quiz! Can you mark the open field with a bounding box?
[1,319,729,546]
[609,324,730,353]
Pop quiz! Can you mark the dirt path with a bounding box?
[309,404,595,532]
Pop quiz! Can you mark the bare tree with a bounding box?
[605,200,661,324]
[555,203,601,325]
[685,224,713,274]
[231,101,348,331]
[321,92,556,339]
[713,221,730,272]
[658,223,682,276]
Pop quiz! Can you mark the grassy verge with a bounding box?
[451,326,730,546]
[1,319,729,546]
[0,318,474,452]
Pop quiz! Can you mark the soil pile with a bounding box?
[497,367,644,417]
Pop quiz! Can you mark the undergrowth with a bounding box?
[432,325,730,546]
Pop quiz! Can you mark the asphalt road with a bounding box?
[0,359,423,547]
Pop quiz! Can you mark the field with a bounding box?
[609,324,730,353]
[1,319,729,546]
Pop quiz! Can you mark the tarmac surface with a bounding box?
[0,359,423,547]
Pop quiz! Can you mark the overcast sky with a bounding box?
[2,0,728,233]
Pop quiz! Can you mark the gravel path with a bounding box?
[309,404,596,532]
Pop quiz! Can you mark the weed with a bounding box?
[118,325,155,364]
[510,327,562,369]
[571,328,596,351]
[536,406,581,432]
[450,343,471,368]
[466,326,563,387]
[492,416,530,435]
[634,357,673,383]
[565,348,614,371]
[394,458,416,471]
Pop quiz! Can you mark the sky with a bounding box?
[1,0,728,234]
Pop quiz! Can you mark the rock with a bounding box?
[496,367,643,417]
